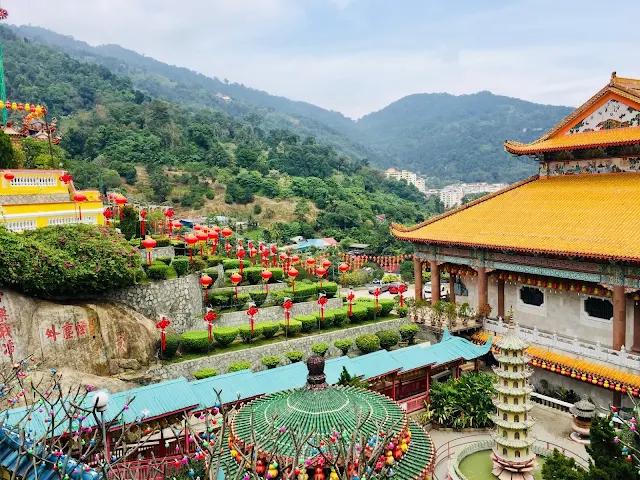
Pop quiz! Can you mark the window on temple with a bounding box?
[504,380,508,387]
[503,448,507,456]
[520,286,544,306]
[514,415,520,422]
[513,381,518,388]
[503,413,508,421]
[514,398,519,405]
[584,297,613,320]
[515,451,521,458]
[503,396,508,404]
[503,430,507,438]
[514,432,520,440]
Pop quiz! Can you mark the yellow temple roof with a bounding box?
[390,172,640,261]
[505,73,640,155]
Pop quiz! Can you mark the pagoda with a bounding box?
[227,355,435,479]
[491,312,536,480]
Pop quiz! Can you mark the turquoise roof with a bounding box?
[190,369,259,407]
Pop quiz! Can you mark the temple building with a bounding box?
[391,73,640,408]
[0,169,104,231]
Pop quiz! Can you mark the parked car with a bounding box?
[424,282,447,299]
[368,281,390,294]
[388,282,408,294]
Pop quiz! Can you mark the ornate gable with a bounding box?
[567,98,640,134]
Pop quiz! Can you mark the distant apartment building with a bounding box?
[439,182,507,209]
[384,168,428,194]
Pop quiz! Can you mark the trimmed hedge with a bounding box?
[202,268,220,283]
[348,305,369,323]
[356,334,381,354]
[156,257,173,266]
[222,259,240,270]
[297,315,317,333]
[279,319,302,336]
[207,255,226,267]
[334,338,353,356]
[318,281,338,298]
[193,368,217,379]
[313,311,335,328]
[258,322,279,339]
[172,257,189,277]
[163,334,181,359]
[228,361,252,373]
[328,309,348,327]
[188,257,208,273]
[181,331,212,353]
[249,290,267,306]
[397,306,409,318]
[379,299,395,316]
[148,262,170,280]
[286,350,305,363]
[225,267,284,285]
[239,325,264,343]
[261,355,281,369]
[376,329,400,350]
[399,323,420,344]
[212,327,238,347]
[311,342,330,356]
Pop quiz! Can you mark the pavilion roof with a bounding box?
[390,172,640,262]
[505,73,640,155]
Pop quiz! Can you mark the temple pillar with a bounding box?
[477,266,488,311]
[425,367,431,403]
[391,374,396,401]
[632,300,640,353]
[449,274,456,304]
[613,285,626,350]
[414,257,423,301]
[430,260,440,304]
[497,279,505,318]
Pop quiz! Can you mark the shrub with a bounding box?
[188,257,208,273]
[261,355,281,369]
[329,309,348,327]
[206,255,226,267]
[379,299,395,316]
[228,361,252,373]
[311,342,330,356]
[212,327,238,347]
[334,339,353,356]
[349,305,369,323]
[152,237,171,248]
[356,334,381,354]
[222,259,240,270]
[297,315,317,332]
[163,334,181,359]
[148,262,170,280]
[318,282,338,298]
[279,319,302,336]
[362,302,376,319]
[234,293,251,310]
[258,322,279,339]
[397,306,409,318]
[156,256,173,266]
[172,257,189,277]
[239,325,264,343]
[181,331,212,353]
[399,323,419,344]
[193,368,217,380]
[249,290,267,306]
[225,267,284,285]
[376,330,400,350]
[314,311,335,328]
[286,350,304,363]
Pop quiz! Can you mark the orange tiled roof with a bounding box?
[472,332,640,390]
[390,172,640,261]
[504,127,640,154]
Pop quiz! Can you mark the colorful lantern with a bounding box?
[261,269,273,295]
[115,195,127,220]
[338,263,350,286]
[200,273,213,303]
[195,230,208,258]
[398,283,407,307]
[139,209,147,237]
[347,290,355,317]
[322,259,332,269]
[246,303,259,334]
[185,234,199,262]
[288,267,299,292]
[156,316,171,351]
[237,247,246,274]
[221,228,233,256]
[316,266,328,288]
[317,293,328,324]
[103,207,113,226]
[271,244,278,267]
[172,221,183,239]
[141,237,157,266]
[164,208,175,235]
[282,298,294,329]
[230,273,243,299]
[209,229,219,254]
[73,192,87,221]
[373,287,381,312]
[3,172,14,181]
[203,308,217,342]
[306,257,316,274]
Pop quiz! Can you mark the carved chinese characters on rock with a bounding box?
[44,320,89,344]
[0,293,14,359]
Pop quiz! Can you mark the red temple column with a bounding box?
[477,266,488,311]
[449,274,456,304]
[613,285,626,350]
[430,260,440,304]
[498,278,505,318]
[391,374,396,401]
[414,257,423,301]
[632,300,640,353]
[425,367,431,403]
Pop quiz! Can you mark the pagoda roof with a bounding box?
[390,172,640,262]
[505,73,640,155]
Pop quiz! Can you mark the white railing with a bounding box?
[2,220,37,232]
[48,216,97,226]
[10,176,57,187]
[530,392,573,412]
[484,317,640,372]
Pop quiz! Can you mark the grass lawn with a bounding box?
[164,314,401,364]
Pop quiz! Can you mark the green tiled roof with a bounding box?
[392,420,434,479]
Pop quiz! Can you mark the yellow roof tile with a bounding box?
[504,127,640,154]
[391,172,640,261]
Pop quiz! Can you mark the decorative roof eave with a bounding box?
[504,128,640,155]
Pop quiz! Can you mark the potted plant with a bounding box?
[431,300,446,327]
[444,302,457,329]
[476,303,492,321]
[458,302,473,326]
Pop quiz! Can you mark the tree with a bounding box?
[102,168,122,189]
[0,130,17,168]
[542,449,585,480]
[337,366,369,388]
[119,204,139,239]
[400,260,414,282]
[584,416,635,480]
[236,147,259,169]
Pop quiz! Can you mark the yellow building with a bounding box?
[0,169,104,231]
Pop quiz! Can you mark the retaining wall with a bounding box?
[138,246,175,263]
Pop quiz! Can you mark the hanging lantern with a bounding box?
[261,269,273,295]
[398,283,407,307]
[185,234,199,262]
[156,317,171,351]
[103,207,113,226]
[141,237,157,266]
[261,248,270,267]
[246,303,259,335]
[172,221,183,239]
[196,230,208,258]
[73,192,87,221]
[322,259,332,269]
[282,298,294,330]
[230,273,243,299]
[373,287,381,312]
[203,309,217,342]
[249,245,258,264]
[306,257,316,274]
[139,209,148,237]
[316,266,328,288]
[17,103,23,111]
[115,196,127,220]
[288,267,299,293]
[3,172,14,181]
[4,101,10,110]
[200,273,213,303]
[237,247,246,274]
[338,263,350,286]
[270,245,278,267]
[30,104,36,114]
[207,229,218,255]
[291,254,300,265]
[221,228,233,256]
[317,293,328,324]
[11,102,17,111]
[163,208,175,235]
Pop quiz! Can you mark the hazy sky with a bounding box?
[6,0,640,118]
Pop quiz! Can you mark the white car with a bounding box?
[423,282,446,300]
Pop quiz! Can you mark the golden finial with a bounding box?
[507,306,515,325]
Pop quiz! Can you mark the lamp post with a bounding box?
[185,234,198,262]
[339,263,350,287]
[288,267,299,293]
[204,308,217,342]
[316,266,327,288]
[141,237,157,267]
[92,391,110,463]
[230,273,242,299]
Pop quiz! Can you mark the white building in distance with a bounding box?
[439,182,507,209]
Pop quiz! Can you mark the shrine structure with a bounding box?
[392,73,640,407]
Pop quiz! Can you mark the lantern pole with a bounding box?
[0,5,7,126]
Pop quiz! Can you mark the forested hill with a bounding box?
[356,92,574,184]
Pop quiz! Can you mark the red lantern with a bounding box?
[237,247,246,274]
[139,209,147,236]
[141,237,157,266]
[3,172,14,181]
[172,221,183,239]
[200,273,213,303]
[270,244,278,267]
[0,9,8,21]
[288,267,299,292]
[261,269,273,295]
[291,255,300,265]
[103,207,113,226]
[398,283,407,307]
[306,257,316,274]
[322,259,332,269]
[4,101,9,110]
[230,273,243,299]
[246,304,259,334]
[316,267,328,288]
[221,228,233,256]
[185,234,199,262]
[203,308,217,342]
[347,290,355,317]
[115,195,127,220]
[73,192,87,221]
[339,263,350,286]
[164,208,175,235]
[317,294,328,323]
[282,298,294,328]
[208,229,219,254]
[373,287,381,312]
[156,316,171,351]
[196,231,208,258]
[256,460,266,475]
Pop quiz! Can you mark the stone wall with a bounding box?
[215,282,288,295]
[138,246,175,263]
[215,297,343,328]
[105,274,202,333]
[148,317,411,381]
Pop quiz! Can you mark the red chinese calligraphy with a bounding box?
[0,307,11,339]
[46,324,59,342]
[2,340,15,358]
[62,322,74,340]
[116,334,127,354]
[75,321,88,337]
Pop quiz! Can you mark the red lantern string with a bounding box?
[282,298,293,328]
[373,287,381,312]
[204,309,217,342]
[347,290,355,317]
[246,304,259,334]
[156,316,171,351]
[317,294,328,324]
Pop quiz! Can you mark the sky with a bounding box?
[5,0,640,118]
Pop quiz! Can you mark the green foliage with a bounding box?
[399,323,419,344]
[311,342,330,356]
[344,270,372,287]
[319,281,338,298]
[397,306,409,318]
[0,130,18,168]
[225,267,284,285]
[429,372,496,429]
[0,224,139,297]
[156,256,173,266]
[375,330,400,350]
[399,261,415,282]
[378,299,395,316]
[296,315,317,333]
[193,368,217,380]
[238,325,264,343]
[314,311,335,328]
[583,415,635,480]
[279,319,302,336]
[188,257,208,274]
[171,257,189,277]
[542,449,585,480]
[329,309,348,327]
[249,290,267,307]
[206,255,226,267]
[148,262,170,280]
[119,205,139,240]
[261,355,281,369]
[334,339,353,355]
[222,259,240,270]
[180,331,212,353]
[258,322,279,339]
[163,334,181,359]
[349,305,369,323]
[211,327,238,347]
[227,361,252,373]
[286,350,304,363]
[356,334,381,354]
[337,366,368,388]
